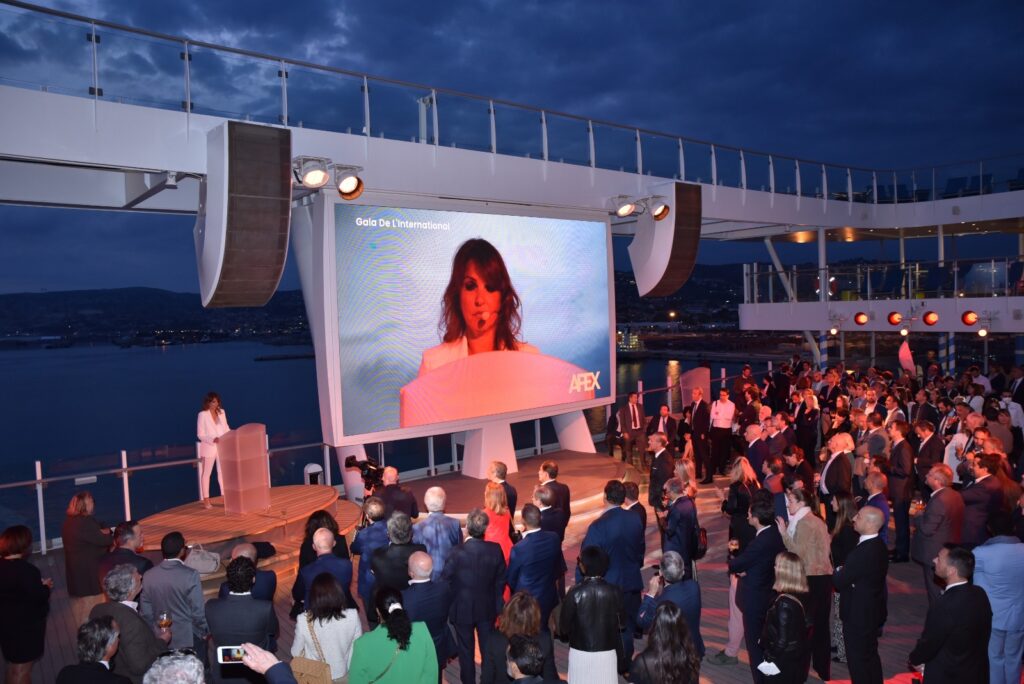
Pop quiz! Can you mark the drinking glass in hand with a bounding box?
[157,612,172,630]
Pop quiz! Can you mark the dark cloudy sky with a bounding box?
[1,1,1022,293]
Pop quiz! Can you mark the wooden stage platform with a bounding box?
[403,449,626,515]
[139,484,360,547]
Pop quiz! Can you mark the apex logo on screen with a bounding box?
[569,371,601,393]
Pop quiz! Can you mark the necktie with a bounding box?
[660,417,666,433]
[631,404,639,430]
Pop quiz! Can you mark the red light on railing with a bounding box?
[962,311,979,326]
[887,312,903,326]
[923,311,939,326]
[854,312,869,326]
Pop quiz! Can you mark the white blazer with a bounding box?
[196,409,230,459]
[417,336,539,377]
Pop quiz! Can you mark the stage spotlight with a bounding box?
[978,327,988,337]
[854,312,869,326]
[899,326,910,337]
[334,165,365,200]
[829,327,838,336]
[922,311,939,326]
[293,156,330,189]
[612,196,637,218]
[649,198,671,221]
[887,312,903,326]
[961,310,979,326]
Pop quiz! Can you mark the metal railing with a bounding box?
[745,256,1024,304]
[1,1,1023,197]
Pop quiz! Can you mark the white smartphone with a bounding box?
[216,646,245,664]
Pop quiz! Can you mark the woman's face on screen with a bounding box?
[461,261,501,338]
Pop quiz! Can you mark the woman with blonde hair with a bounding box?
[776,487,833,681]
[61,491,112,627]
[796,388,820,464]
[758,552,810,684]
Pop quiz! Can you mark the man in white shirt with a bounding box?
[943,413,986,487]
[708,388,736,482]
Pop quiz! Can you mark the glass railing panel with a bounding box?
[799,162,823,198]
[773,157,798,195]
[268,443,325,487]
[0,481,42,544]
[893,170,915,203]
[592,123,638,173]
[714,147,742,188]
[935,161,984,199]
[683,141,712,184]
[639,133,680,179]
[366,79,430,143]
[188,46,280,124]
[0,6,94,98]
[744,152,771,192]
[984,155,1024,194]
[960,260,1006,297]
[493,103,543,159]
[907,168,934,202]
[286,65,364,134]
[545,113,590,166]
[850,168,874,203]
[95,27,184,112]
[379,438,431,473]
[436,92,491,152]
[825,165,849,201]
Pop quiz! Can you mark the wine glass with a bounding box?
[157,612,172,631]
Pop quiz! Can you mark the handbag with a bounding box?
[290,616,332,684]
[689,496,709,561]
[183,543,221,575]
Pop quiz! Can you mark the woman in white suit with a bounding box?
[418,238,538,377]
[197,391,230,509]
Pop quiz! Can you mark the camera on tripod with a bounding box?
[344,455,384,493]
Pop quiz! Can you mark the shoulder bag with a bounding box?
[290,616,333,684]
[183,543,221,575]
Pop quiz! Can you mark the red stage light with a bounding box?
[853,312,869,326]
[961,311,979,326]
[923,311,939,326]
[887,312,903,326]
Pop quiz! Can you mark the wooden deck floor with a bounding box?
[6,460,933,683]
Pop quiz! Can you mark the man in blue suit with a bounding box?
[661,477,697,580]
[973,512,1024,684]
[636,550,704,657]
[350,496,389,626]
[217,543,277,601]
[441,508,507,684]
[412,486,462,581]
[402,551,455,679]
[577,480,644,663]
[727,491,784,684]
[507,504,562,627]
[294,528,353,607]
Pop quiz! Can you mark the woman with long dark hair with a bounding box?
[629,602,701,684]
[291,574,361,682]
[829,492,859,663]
[480,592,559,684]
[197,391,230,508]
[418,238,538,376]
[0,526,52,684]
[348,587,436,683]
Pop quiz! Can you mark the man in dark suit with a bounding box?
[139,532,208,653]
[818,432,854,529]
[57,616,131,684]
[97,521,152,589]
[537,460,571,518]
[909,546,993,684]
[206,557,279,683]
[90,564,167,684]
[960,452,1004,548]
[507,504,562,627]
[489,460,518,519]
[911,464,965,604]
[887,420,915,562]
[217,543,276,602]
[914,421,944,499]
[441,508,507,684]
[647,433,675,525]
[370,512,427,595]
[402,551,455,676]
[727,493,785,684]
[910,390,940,432]
[776,412,797,451]
[690,387,712,481]
[578,480,645,663]
[646,405,678,449]
[745,424,770,479]
[863,471,892,547]
[623,481,648,532]
[350,496,389,626]
[661,478,697,580]
[1008,366,1024,406]
[378,466,419,520]
[833,505,889,684]
[534,485,569,599]
[782,446,815,493]
[636,550,705,657]
[617,392,647,463]
[294,528,355,608]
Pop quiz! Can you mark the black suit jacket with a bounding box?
[625,501,648,532]
[690,400,711,439]
[500,480,518,519]
[909,583,992,684]
[440,537,507,625]
[218,569,277,602]
[646,414,678,445]
[402,580,455,662]
[618,403,647,437]
[62,515,113,597]
[96,548,153,588]
[370,541,428,593]
[539,506,568,542]
[820,452,852,503]
[57,663,130,684]
[833,536,888,631]
[544,480,572,518]
[89,601,164,684]
[888,440,915,502]
[648,450,675,510]
[960,475,1004,546]
[1011,378,1024,407]
[728,525,785,617]
[911,402,940,428]
[380,484,419,520]
[205,594,279,683]
[916,434,945,480]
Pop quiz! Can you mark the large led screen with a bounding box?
[335,204,613,439]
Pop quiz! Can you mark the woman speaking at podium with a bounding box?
[417,238,538,377]
[197,391,230,509]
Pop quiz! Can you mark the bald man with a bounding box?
[833,505,889,684]
[379,466,419,520]
[218,542,277,601]
[402,551,455,673]
[293,528,354,608]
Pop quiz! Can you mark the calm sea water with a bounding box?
[0,343,755,539]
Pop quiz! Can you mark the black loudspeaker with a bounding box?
[194,121,292,308]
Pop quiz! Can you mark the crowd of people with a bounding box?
[4,358,1024,683]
